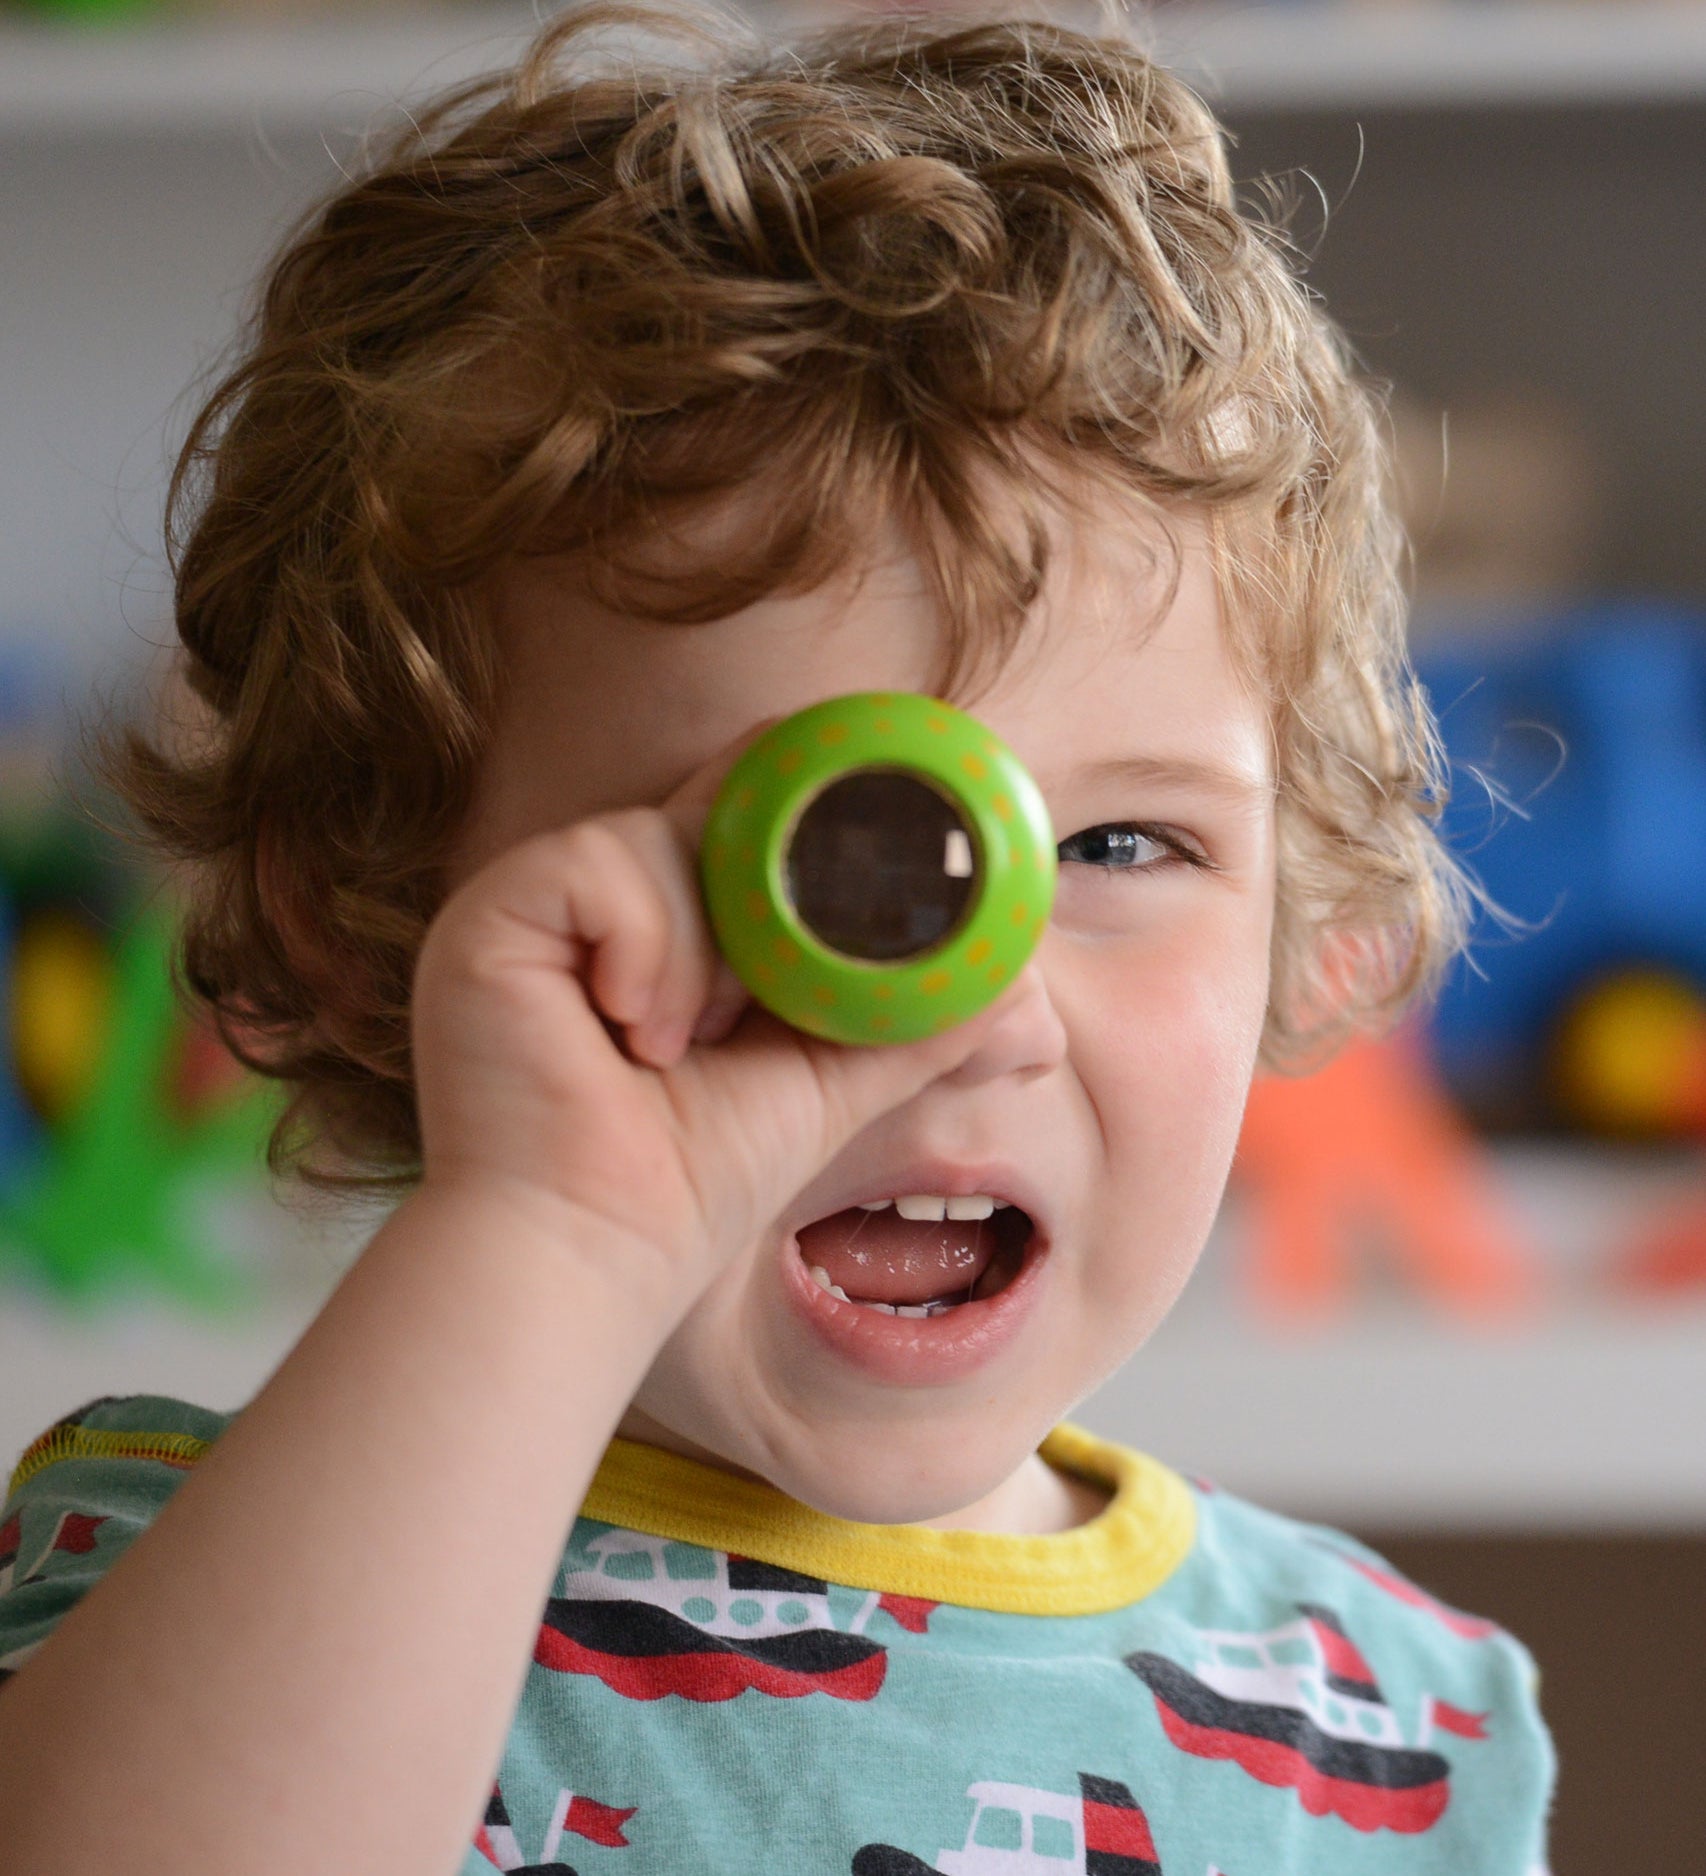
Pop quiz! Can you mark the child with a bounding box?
[0,6,1554,1872]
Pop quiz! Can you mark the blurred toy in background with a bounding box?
[0,901,277,1306]
[1612,1186,1706,1294]
[5,0,159,20]
[0,646,276,1308]
[1231,383,1706,1317]
[1550,964,1706,1141]
[1419,604,1706,1141]
[1388,382,1706,1142]
[1234,1027,1539,1326]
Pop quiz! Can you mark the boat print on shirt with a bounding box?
[0,1505,110,1687]
[535,1527,889,1702]
[0,1507,105,1596]
[1125,1603,1486,1834]
[853,1771,1165,1876]
[472,1780,636,1873]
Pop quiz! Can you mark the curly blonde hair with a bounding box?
[105,1,1469,1195]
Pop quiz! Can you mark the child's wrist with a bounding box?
[403,1172,692,1334]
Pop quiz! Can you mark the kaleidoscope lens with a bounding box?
[700,693,1056,1044]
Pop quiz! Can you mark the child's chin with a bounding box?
[772,1436,1035,1530]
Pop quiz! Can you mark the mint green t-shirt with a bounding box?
[0,1395,1553,1874]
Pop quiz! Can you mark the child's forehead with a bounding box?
[486,496,1260,772]
[498,469,1217,665]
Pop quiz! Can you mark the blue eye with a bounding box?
[1056,824,1199,872]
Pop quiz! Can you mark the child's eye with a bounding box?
[1056,823,1205,873]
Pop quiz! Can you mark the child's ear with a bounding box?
[1270,922,1407,1072]
[1312,924,1375,1021]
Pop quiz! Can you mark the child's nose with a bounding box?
[936,960,1067,1087]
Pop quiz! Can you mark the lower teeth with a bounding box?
[844,1292,959,1317]
[806,1262,1002,1316]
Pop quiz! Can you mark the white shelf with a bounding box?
[1162,1,1706,109]
[3,1144,1702,1530]
[6,1282,1700,1532]
[1081,1299,1706,1533]
[5,3,1706,136]
[1078,1140,1706,1530]
[0,6,559,135]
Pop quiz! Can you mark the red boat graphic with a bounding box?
[0,1507,104,1596]
[853,1770,1162,1875]
[0,1508,111,1687]
[0,1511,18,1597]
[1125,1604,1462,1834]
[473,1780,635,1872]
[536,1527,886,1703]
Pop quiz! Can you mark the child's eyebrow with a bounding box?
[1054,754,1273,809]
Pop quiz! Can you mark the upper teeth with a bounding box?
[858,1193,1010,1220]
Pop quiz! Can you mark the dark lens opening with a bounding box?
[784,767,979,962]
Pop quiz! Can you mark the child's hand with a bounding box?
[412,726,1033,1307]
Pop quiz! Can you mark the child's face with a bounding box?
[457,482,1276,1531]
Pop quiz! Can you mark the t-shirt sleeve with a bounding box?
[1288,1515,1557,1873]
[1366,1533,1551,1868]
[0,1394,232,1686]
[1184,1485,1558,1873]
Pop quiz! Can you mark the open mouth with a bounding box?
[792,1195,1035,1318]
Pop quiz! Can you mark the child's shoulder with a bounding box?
[6,1391,233,1510]
[1079,1455,1558,1865]
[2,1393,235,1681]
[1160,1463,1549,1755]
[13,1390,233,1458]
[1182,1470,1513,1639]
[3,1392,234,1558]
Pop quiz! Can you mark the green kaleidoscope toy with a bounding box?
[700,693,1056,1045]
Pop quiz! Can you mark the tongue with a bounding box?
[795,1208,997,1306]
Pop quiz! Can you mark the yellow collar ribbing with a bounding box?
[579,1420,1195,1618]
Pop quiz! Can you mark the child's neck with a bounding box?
[613,1409,1112,1535]
[918,1453,1112,1534]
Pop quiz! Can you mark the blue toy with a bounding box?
[1418,602,1706,1134]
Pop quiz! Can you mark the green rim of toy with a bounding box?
[701,692,1056,1045]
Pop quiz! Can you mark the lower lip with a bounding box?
[780,1221,1049,1386]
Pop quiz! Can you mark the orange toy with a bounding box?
[1234,1026,1540,1324]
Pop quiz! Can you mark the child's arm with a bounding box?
[0,1184,685,1876]
[0,734,1030,1876]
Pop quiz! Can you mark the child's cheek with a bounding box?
[1066,953,1261,1350]
[1072,888,1271,1100]
[1066,906,1269,1294]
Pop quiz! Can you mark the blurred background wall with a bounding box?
[1,2,1703,1867]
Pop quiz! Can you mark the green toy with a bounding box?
[14,0,160,22]
[0,903,278,1309]
[700,693,1056,1045]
